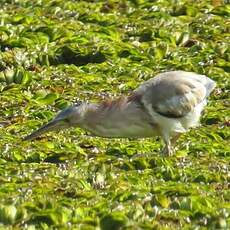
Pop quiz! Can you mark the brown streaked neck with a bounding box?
[82,96,130,126]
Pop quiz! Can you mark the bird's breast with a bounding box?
[83,121,158,138]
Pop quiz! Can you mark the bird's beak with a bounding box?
[23,119,63,141]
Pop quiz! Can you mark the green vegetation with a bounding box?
[0,0,229,229]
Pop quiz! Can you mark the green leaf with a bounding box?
[0,205,17,224]
[36,93,59,105]
[100,212,127,230]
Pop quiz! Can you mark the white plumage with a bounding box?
[24,71,216,156]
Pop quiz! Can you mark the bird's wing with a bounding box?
[133,72,208,118]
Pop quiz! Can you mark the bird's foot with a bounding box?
[162,146,174,157]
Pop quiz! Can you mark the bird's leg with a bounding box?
[162,136,173,156]
[162,133,181,156]
[171,133,181,146]
[170,133,181,153]
[162,141,172,156]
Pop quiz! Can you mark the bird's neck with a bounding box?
[81,96,130,127]
[80,96,157,138]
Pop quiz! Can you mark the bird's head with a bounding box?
[23,103,87,141]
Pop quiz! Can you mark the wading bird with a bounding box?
[24,71,216,156]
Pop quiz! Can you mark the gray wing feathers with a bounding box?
[134,71,215,118]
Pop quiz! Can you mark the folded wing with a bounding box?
[133,71,215,119]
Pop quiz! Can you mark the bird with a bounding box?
[23,71,216,156]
